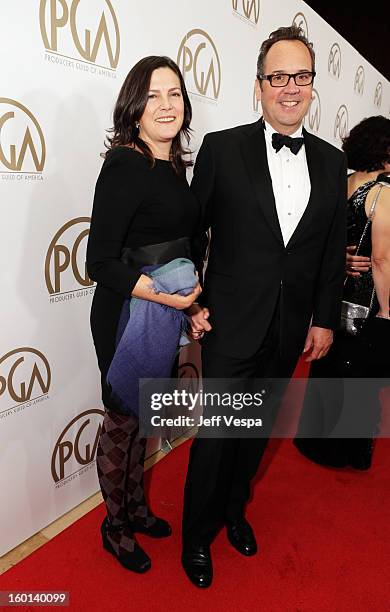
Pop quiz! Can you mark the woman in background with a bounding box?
[295,115,390,470]
[87,56,200,572]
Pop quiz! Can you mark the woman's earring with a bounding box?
[135,121,140,129]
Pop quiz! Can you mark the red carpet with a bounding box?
[2,433,390,611]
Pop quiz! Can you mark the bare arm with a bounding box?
[371,186,390,318]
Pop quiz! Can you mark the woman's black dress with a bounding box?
[87,147,199,407]
[294,179,389,469]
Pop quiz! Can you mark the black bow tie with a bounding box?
[272,132,304,155]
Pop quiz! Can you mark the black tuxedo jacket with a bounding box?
[191,119,347,361]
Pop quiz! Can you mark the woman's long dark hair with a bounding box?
[105,56,193,175]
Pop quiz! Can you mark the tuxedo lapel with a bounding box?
[286,128,323,248]
[240,121,284,244]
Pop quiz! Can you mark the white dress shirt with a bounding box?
[264,120,311,245]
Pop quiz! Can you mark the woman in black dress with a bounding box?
[294,115,390,470]
[87,56,200,572]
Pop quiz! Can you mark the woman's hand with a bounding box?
[346,245,371,277]
[131,274,202,310]
[159,284,202,310]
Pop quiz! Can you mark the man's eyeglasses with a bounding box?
[258,71,316,87]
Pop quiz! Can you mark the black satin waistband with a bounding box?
[120,236,192,267]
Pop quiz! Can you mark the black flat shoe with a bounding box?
[132,517,172,538]
[182,544,213,588]
[227,519,257,556]
[101,518,151,573]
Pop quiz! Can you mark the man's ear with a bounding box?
[254,77,262,102]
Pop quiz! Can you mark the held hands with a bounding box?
[303,326,333,362]
[186,303,212,340]
[346,245,371,277]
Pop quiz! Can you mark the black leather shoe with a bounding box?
[101,518,151,573]
[132,517,172,538]
[182,544,213,588]
[227,519,257,556]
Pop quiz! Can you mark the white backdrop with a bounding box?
[1,0,389,556]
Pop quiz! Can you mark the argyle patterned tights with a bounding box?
[96,410,156,554]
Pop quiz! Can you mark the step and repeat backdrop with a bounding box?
[1,0,389,555]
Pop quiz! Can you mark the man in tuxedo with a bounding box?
[182,25,347,588]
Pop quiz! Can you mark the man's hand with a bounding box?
[346,245,371,277]
[303,326,333,362]
[187,303,212,340]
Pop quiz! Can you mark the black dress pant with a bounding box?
[182,309,298,547]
